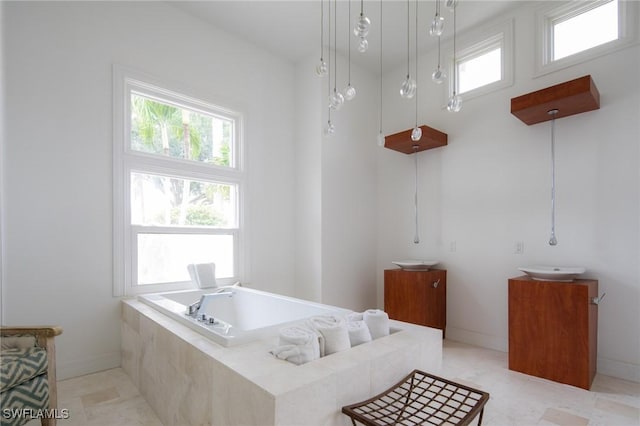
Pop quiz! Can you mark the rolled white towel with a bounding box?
[307,316,351,356]
[347,320,372,347]
[346,312,364,322]
[363,309,390,339]
[270,326,320,365]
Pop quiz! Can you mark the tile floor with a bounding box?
[27,340,639,425]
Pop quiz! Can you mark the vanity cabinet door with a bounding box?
[384,269,447,336]
[508,277,598,390]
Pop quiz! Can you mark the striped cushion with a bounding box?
[0,375,49,426]
[0,347,48,393]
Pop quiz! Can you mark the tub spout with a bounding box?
[187,300,201,317]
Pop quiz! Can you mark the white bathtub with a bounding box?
[138,286,351,346]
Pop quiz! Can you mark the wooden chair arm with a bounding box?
[0,326,63,338]
[1,326,63,425]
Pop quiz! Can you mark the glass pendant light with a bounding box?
[357,38,369,53]
[324,0,335,136]
[377,0,385,147]
[328,0,344,111]
[315,0,328,77]
[354,0,370,53]
[429,0,444,37]
[411,0,422,142]
[548,109,558,245]
[325,109,336,136]
[343,0,356,101]
[431,32,447,84]
[400,0,416,99]
[447,2,462,112]
[329,90,345,110]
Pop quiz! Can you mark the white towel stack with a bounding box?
[270,326,320,365]
[306,315,351,356]
[346,320,372,347]
[346,312,364,322]
[363,309,390,339]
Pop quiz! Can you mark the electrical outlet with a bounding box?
[514,241,524,254]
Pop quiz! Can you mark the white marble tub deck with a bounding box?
[121,299,443,425]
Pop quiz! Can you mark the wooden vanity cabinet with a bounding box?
[508,276,598,390]
[384,269,446,337]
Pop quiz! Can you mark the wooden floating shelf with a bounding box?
[384,125,448,154]
[510,75,600,125]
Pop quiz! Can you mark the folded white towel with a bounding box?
[363,309,390,339]
[347,320,372,347]
[270,326,320,365]
[347,312,364,322]
[307,315,351,356]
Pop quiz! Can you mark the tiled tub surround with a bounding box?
[121,299,442,425]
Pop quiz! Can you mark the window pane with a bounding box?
[457,47,502,94]
[553,1,618,60]
[131,172,237,228]
[130,93,233,167]
[137,233,234,285]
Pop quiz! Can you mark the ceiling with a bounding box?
[170,0,528,74]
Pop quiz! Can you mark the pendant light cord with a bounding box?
[327,0,331,126]
[406,0,410,78]
[452,3,457,95]
[333,0,337,92]
[328,0,331,94]
[415,0,418,127]
[437,35,442,69]
[414,145,420,244]
[549,109,558,245]
[347,0,351,85]
[320,0,324,62]
[379,0,383,133]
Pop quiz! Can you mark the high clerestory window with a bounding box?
[113,66,244,296]
[537,0,637,75]
[447,20,514,104]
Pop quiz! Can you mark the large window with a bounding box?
[536,0,636,75]
[113,67,244,295]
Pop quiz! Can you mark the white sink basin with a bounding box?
[392,260,439,271]
[518,266,586,282]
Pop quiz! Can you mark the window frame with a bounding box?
[113,65,245,296]
[535,0,638,76]
[445,19,514,105]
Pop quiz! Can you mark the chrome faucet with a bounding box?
[186,290,235,320]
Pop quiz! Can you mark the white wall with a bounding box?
[0,0,5,324]
[293,57,323,303]
[3,0,637,384]
[294,53,379,311]
[320,57,379,311]
[2,2,296,379]
[378,4,640,381]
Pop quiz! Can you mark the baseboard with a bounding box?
[597,357,640,383]
[57,351,121,380]
[445,327,640,384]
[445,326,508,352]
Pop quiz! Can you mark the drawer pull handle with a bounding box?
[591,292,606,305]
[432,279,440,288]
